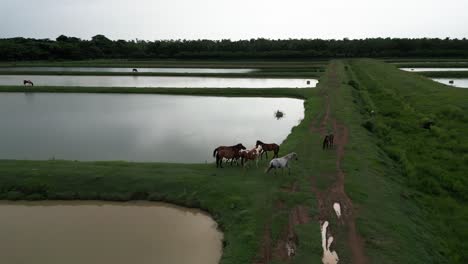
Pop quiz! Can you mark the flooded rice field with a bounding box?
[0,67,256,73]
[432,78,468,88]
[0,93,304,162]
[0,201,223,264]
[400,68,468,72]
[0,75,317,88]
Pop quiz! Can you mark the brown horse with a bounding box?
[213,143,246,168]
[23,80,34,86]
[240,146,262,167]
[256,140,279,160]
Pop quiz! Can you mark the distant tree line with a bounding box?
[1,35,468,60]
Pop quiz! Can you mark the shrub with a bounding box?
[348,80,359,89]
[362,120,375,132]
[6,191,23,200]
[438,105,464,120]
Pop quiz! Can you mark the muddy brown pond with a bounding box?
[0,201,223,264]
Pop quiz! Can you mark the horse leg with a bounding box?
[266,164,272,173]
[218,155,224,168]
[265,151,268,160]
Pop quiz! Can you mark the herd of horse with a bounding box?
[213,134,334,175]
[22,68,139,86]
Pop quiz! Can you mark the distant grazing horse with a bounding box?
[132,68,138,73]
[213,143,246,168]
[322,134,334,150]
[256,140,280,160]
[23,80,34,86]
[265,152,298,175]
[239,145,262,168]
[328,134,334,148]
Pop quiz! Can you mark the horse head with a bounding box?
[255,140,263,148]
[289,152,298,161]
[236,143,246,150]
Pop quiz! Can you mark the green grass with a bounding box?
[393,62,468,68]
[417,71,468,78]
[1,59,466,263]
[346,59,468,263]
[0,83,325,263]
[0,59,328,69]
[0,86,314,99]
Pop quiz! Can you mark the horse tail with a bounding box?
[213,147,219,157]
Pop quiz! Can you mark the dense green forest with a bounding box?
[1,35,468,60]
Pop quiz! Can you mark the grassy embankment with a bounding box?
[0,64,327,263]
[2,59,466,263]
[393,62,468,68]
[346,59,468,263]
[0,59,328,68]
[0,60,325,78]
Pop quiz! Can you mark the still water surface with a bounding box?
[432,78,468,88]
[400,68,468,72]
[0,75,317,88]
[0,67,256,73]
[0,93,304,162]
[0,201,222,264]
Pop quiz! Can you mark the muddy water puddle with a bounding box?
[0,201,223,264]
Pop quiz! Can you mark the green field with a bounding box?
[0,59,467,263]
[0,59,328,68]
[417,71,468,78]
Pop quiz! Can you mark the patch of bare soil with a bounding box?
[309,63,368,264]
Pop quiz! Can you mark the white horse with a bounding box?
[265,152,298,175]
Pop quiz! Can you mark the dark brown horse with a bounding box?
[213,143,246,168]
[322,133,334,150]
[256,140,279,160]
[23,80,34,86]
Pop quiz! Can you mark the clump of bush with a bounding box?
[348,80,359,89]
[362,119,375,132]
[438,105,464,121]
[420,117,436,129]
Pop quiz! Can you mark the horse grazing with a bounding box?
[256,140,280,160]
[322,133,334,150]
[23,80,34,86]
[240,145,262,168]
[265,152,298,175]
[132,68,138,73]
[328,134,334,148]
[213,143,246,168]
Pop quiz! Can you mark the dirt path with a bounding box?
[310,63,368,264]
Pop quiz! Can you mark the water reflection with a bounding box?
[0,93,304,162]
[400,68,468,72]
[0,67,256,73]
[0,75,317,88]
[431,78,468,88]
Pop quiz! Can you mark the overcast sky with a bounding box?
[1,0,467,40]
